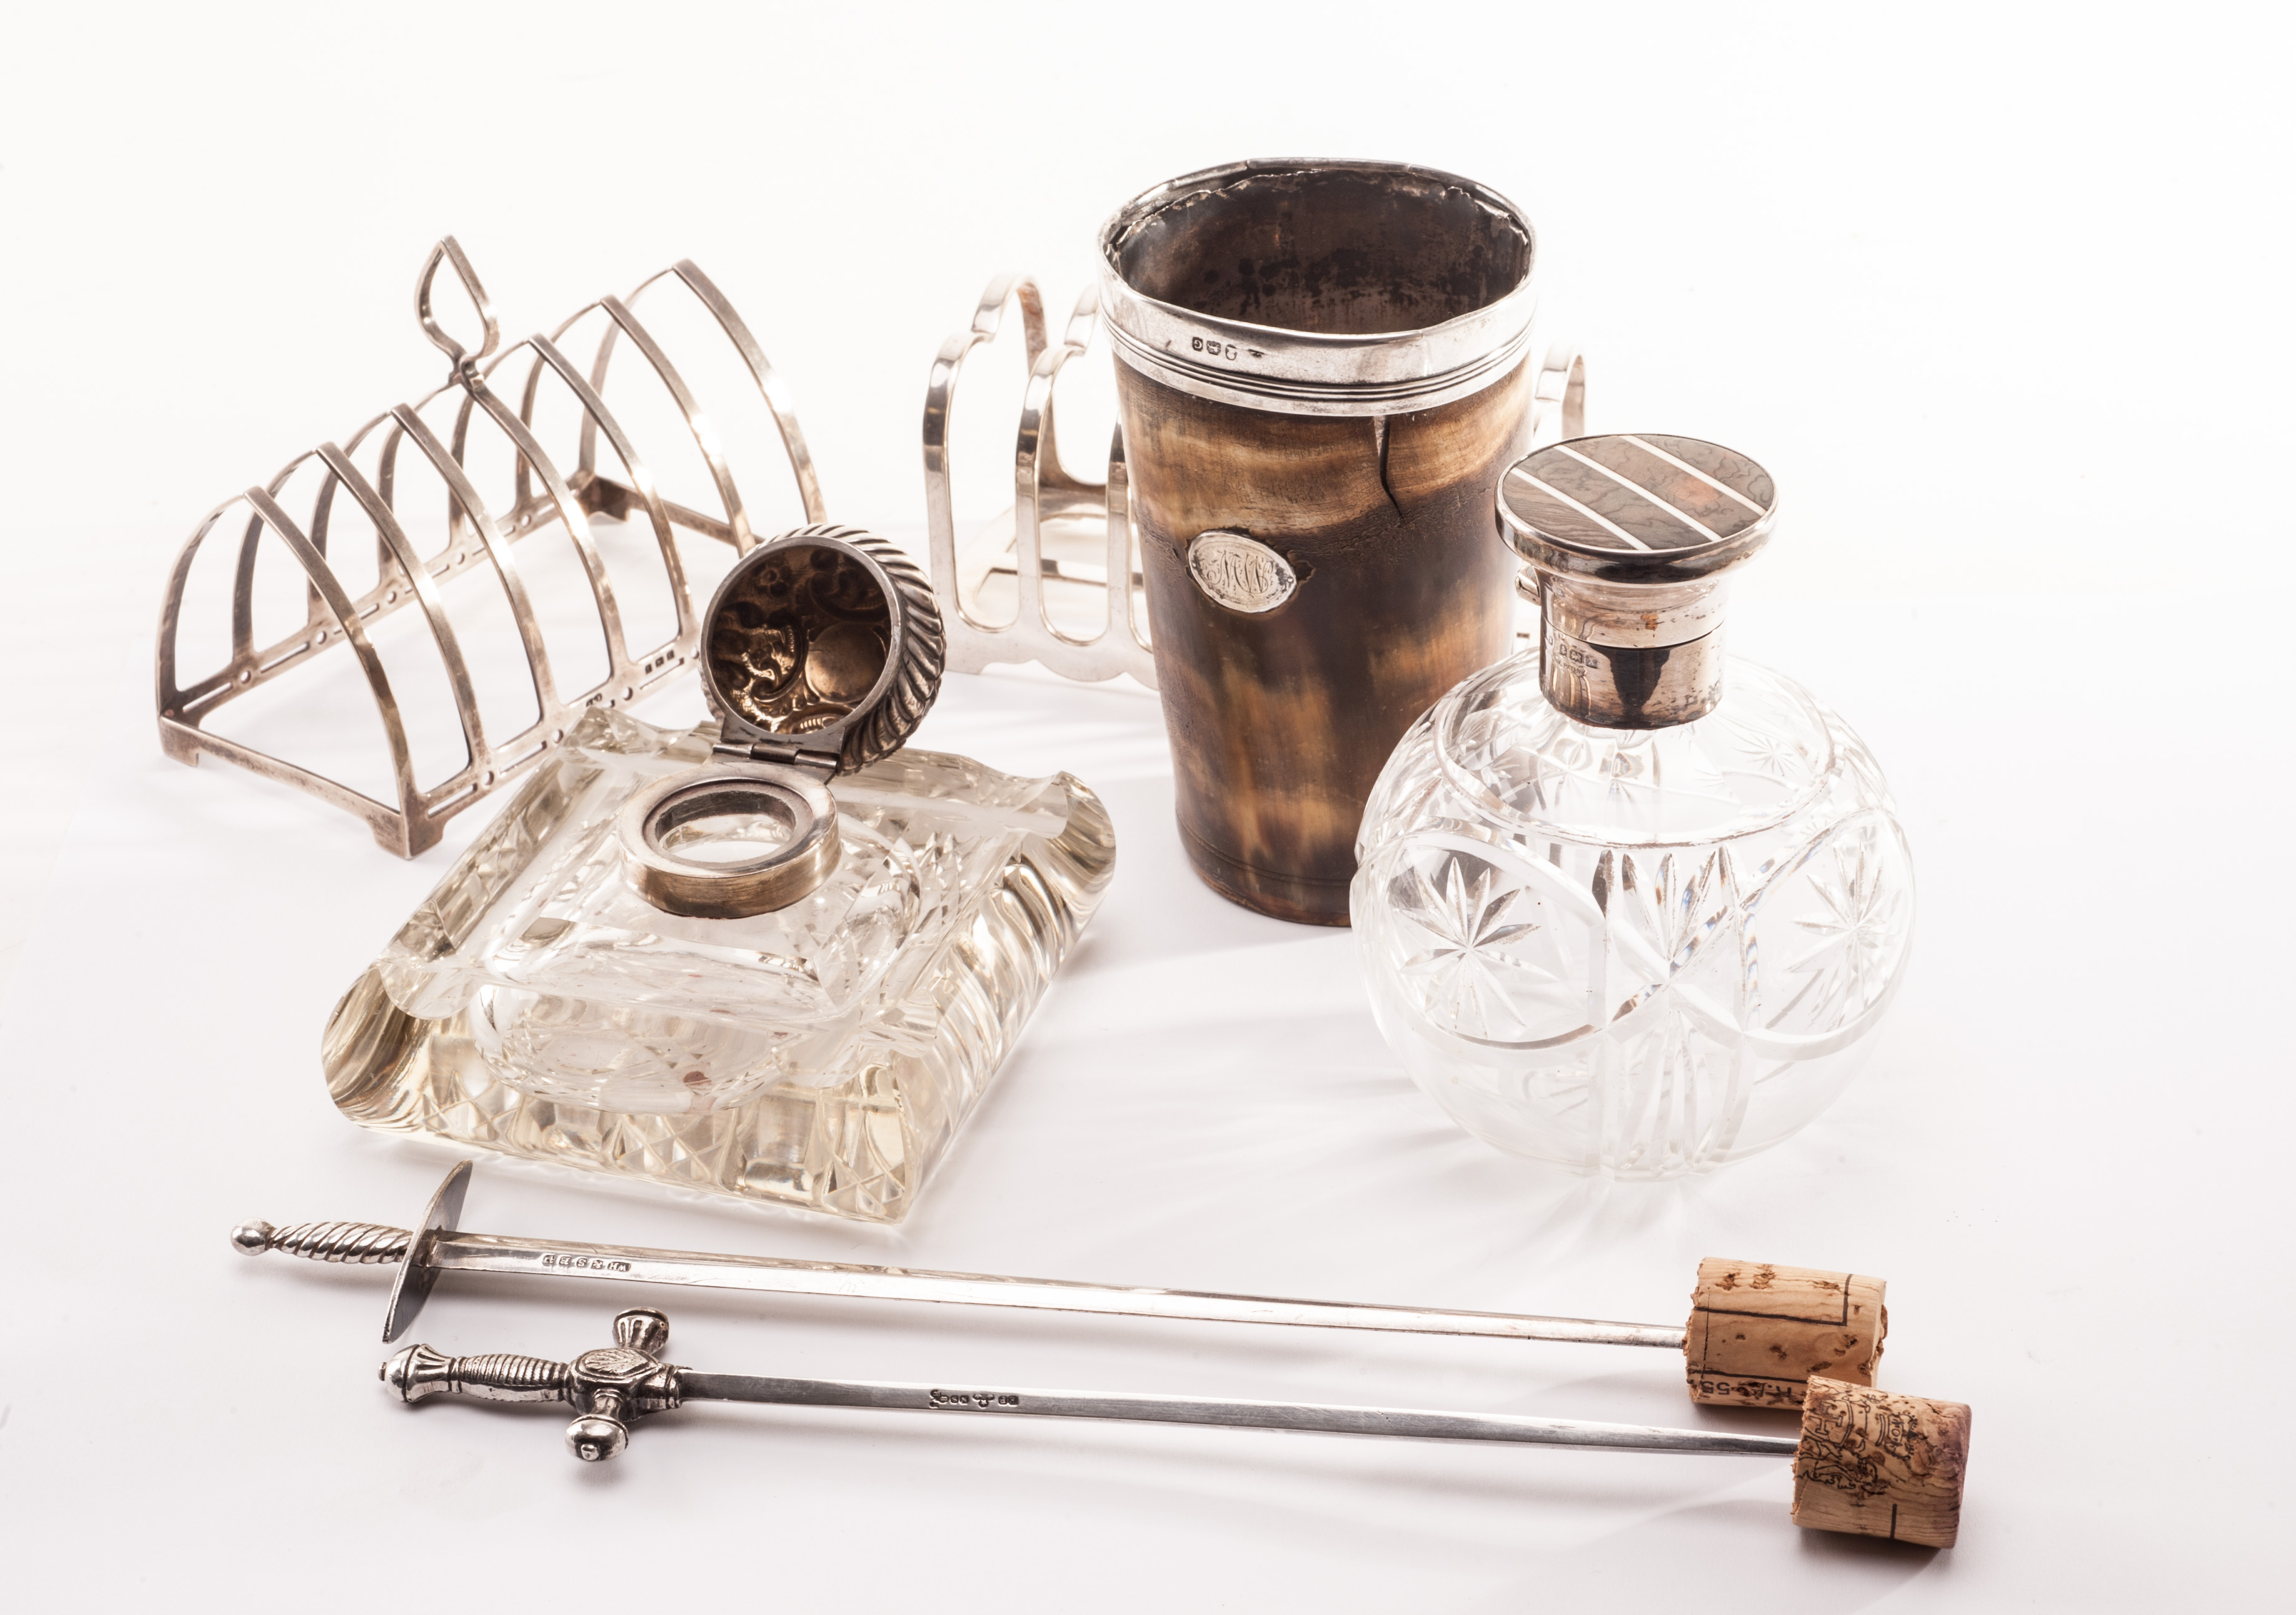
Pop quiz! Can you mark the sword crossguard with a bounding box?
[381,1308,683,1460]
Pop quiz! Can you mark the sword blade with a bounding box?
[676,1371,1795,1456]
[429,1232,1685,1350]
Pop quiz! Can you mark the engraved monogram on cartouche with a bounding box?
[1188,530,1297,613]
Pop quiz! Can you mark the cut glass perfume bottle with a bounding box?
[325,525,1116,1222]
[1352,436,1913,1178]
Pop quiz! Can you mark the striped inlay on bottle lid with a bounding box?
[1499,435,1776,559]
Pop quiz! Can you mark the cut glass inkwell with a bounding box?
[325,524,1116,1222]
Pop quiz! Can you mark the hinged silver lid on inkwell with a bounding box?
[617,524,947,918]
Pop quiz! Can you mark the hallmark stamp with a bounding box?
[541,1253,633,1272]
[929,1389,1022,1410]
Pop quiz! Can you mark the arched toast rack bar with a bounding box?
[155,238,824,857]
[924,276,1155,688]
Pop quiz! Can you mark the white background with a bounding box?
[2,3,2290,1608]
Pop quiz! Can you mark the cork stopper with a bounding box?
[1684,1257,1887,1409]
[1792,1377,1972,1549]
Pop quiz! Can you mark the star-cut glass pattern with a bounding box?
[1356,655,1912,1179]
[1769,822,1908,1033]
[1394,855,1553,1041]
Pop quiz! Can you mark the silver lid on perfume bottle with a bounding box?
[617,525,945,920]
[1497,434,1777,729]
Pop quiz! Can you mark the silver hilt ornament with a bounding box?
[388,1307,681,1461]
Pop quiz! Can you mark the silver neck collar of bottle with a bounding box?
[1527,572,1735,729]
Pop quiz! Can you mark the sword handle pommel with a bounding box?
[234,1219,413,1265]
[382,1344,572,1404]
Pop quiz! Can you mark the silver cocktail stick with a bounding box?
[236,1159,1679,1350]
[388,1305,1787,1465]
[378,1306,1975,1549]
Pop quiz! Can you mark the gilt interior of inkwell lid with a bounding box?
[1108,164,1534,336]
[707,540,896,745]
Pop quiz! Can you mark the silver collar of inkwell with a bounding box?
[1497,434,1779,729]
[615,524,946,919]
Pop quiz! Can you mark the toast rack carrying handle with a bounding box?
[416,236,502,379]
